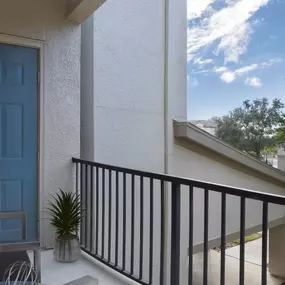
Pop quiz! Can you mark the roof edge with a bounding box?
[173,120,285,184]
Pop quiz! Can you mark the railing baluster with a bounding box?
[170,183,181,285]
[203,189,209,285]
[102,168,105,258]
[262,202,268,285]
[149,178,154,284]
[220,192,226,285]
[80,163,84,246]
[90,166,94,253]
[75,162,79,236]
[239,197,246,285]
[188,186,194,285]
[108,169,112,262]
[122,172,127,271]
[76,162,79,196]
[139,176,144,280]
[115,171,119,266]
[160,180,165,285]
[85,164,88,249]
[95,166,99,255]
[72,158,285,285]
[130,174,135,275]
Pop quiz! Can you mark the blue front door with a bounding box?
[0,43,38,242]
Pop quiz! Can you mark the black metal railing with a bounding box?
[72,157,285,285]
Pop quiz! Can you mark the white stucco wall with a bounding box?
[81,0,187,173]
[83,0,165,172]
[81,0,187,283]
[0,0,80,248]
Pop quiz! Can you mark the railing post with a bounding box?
[170,182,181,285]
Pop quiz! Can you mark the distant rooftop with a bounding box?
[174,121,285,187]
[189,120,217,128]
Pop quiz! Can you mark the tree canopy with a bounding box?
[276,114,285,148]
[213,98,284,158]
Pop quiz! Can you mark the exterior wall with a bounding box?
[277,156,285,171]
[277,147,285,171]
[82,0,165,172]
[0,0,80,248]
[81,1,187,284]
[81,0,187,173]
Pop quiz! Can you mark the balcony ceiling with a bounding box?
[66,0,106,23]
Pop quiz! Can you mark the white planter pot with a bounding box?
[54,235,80,262]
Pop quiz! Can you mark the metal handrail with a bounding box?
[72,157,285,205]
[73,157,285,285]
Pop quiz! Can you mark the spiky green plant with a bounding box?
[47,189,82,238]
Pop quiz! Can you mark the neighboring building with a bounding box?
[189,120,217,136]
[277,147,285,171]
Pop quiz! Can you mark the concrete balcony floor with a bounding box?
[193,238,284,285]
[192,250,283,285]
[28,250,131,285]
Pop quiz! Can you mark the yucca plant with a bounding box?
[47,189,82,238]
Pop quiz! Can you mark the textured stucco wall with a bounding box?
[81,0,186,283]
[92,0,166,172]
[0,0,80,248]
[81,0,187,171]
[82,0,165,172]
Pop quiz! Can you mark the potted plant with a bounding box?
[47,189,82,262]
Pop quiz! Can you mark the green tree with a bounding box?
[276,114,285,147]
[263,144,278,164]
[213,98,284,158]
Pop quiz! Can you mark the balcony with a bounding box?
[65,158,285,285]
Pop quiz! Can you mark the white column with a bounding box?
[269,224,285,278]
[81,15,96,160]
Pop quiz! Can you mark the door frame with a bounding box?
[0,33,44,245]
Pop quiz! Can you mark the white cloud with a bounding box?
[194,57,214,67]
[221,72,236,83]
[214,23,253,63]
[213,66,228,73]
[187,76,199,87]
[260,58,282,67]
[235,63,259,74]
[219,65,255,83]
[245,76,263,87]
[187,0,215,20]
[187,0,269,63]
[218,58,280,83]
[192,69,212,74]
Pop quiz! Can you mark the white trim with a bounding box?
[0,34,45,247]
[0,33,45,47]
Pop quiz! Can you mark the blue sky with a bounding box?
[187,0,285,119]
